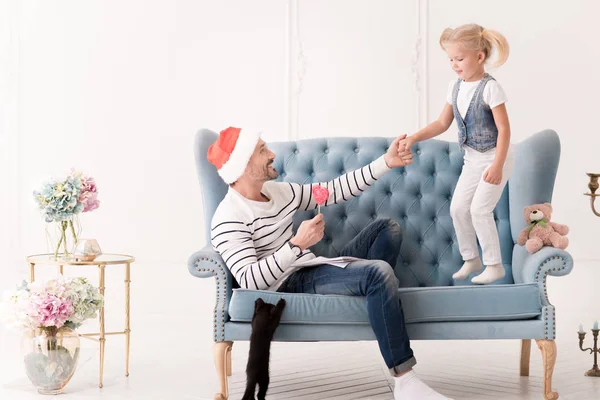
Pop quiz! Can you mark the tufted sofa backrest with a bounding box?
[196,129,561,288]
[268,137,512,287]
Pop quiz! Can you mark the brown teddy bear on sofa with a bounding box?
[517,203,569,253]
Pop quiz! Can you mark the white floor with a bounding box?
[1,260,599,400]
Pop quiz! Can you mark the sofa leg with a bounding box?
[214,341,233,400]
[520,339,531,376]
[536,339,559,400]
[226,342,233,377]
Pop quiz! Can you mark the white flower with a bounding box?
[0,285,36,330]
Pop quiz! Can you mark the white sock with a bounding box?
[394,370,452,400]
[472,264,505,284]
[452,257,482,280]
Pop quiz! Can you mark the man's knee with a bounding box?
[373,218,402,245]
[377,218,401,233]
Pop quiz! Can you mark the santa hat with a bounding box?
[207,127,262,184]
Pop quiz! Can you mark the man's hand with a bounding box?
[483,163,503,185]
[290,214,325,250]
[384,134,414,169]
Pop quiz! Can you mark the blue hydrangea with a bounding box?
[33,176,84,222]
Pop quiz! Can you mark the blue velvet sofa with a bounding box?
[188,128,573,400]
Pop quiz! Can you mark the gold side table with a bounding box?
[26,253,135,388]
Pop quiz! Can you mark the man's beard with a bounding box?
[250,162,278,181]
[265,162,279,180]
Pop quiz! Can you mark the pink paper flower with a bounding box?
[29,293,74,328]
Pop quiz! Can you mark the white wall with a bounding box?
[2,0,292,274]
[1,0,600,281]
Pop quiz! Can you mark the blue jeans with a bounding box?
[277,218,416,375]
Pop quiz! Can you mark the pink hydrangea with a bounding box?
[78,175,100,212]
[29,293,74,328]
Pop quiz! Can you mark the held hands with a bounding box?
[385,134,414,169]
[483,163,503,185]
[398,135,416,154]
[290,213,325,250]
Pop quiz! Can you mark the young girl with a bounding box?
[401,24,513,284]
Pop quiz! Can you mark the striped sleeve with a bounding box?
[211,221,296,290]
[296,155,391,211]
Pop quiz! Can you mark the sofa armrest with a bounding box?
[187,245,233,342]
[508,129,560,242]
[515,247,574,306]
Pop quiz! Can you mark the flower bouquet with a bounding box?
[0,276,104,394]
[33,170,99,260]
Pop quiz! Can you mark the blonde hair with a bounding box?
[439,24,509,68]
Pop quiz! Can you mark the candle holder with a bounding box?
[584,173,600,217]
[578,329,600,377]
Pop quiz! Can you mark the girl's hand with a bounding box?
[483,163,503,185]
[399,136,415,153]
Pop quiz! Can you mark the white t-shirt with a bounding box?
[446,79,508,119]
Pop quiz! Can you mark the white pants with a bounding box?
[450,145,515,265]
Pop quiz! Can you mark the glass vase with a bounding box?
[46,216,81,261]
[21,326,81,395]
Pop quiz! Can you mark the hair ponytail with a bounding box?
[439,24,510,68]
[481,29,510,68]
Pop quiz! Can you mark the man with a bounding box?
[208,127,451,400]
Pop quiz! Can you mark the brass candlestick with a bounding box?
[579,329,600,377]
[584,173,600,216]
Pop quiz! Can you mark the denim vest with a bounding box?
[452,73,498,152]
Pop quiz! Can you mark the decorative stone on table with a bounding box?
[73,239,102,261]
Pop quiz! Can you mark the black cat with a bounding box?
[241,298,286,400]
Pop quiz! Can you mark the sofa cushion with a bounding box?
[229,283,542,324]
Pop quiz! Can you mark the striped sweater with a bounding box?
[210,155,391,291]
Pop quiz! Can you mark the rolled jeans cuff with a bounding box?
[389,356,417,376]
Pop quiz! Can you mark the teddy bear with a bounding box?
[517,202,569,253]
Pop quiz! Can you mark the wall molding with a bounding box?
[285,0,292,140]
[285,0,305,141]
[413,0,429,131]
[0,0,22,268]
[286,1,428,139]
